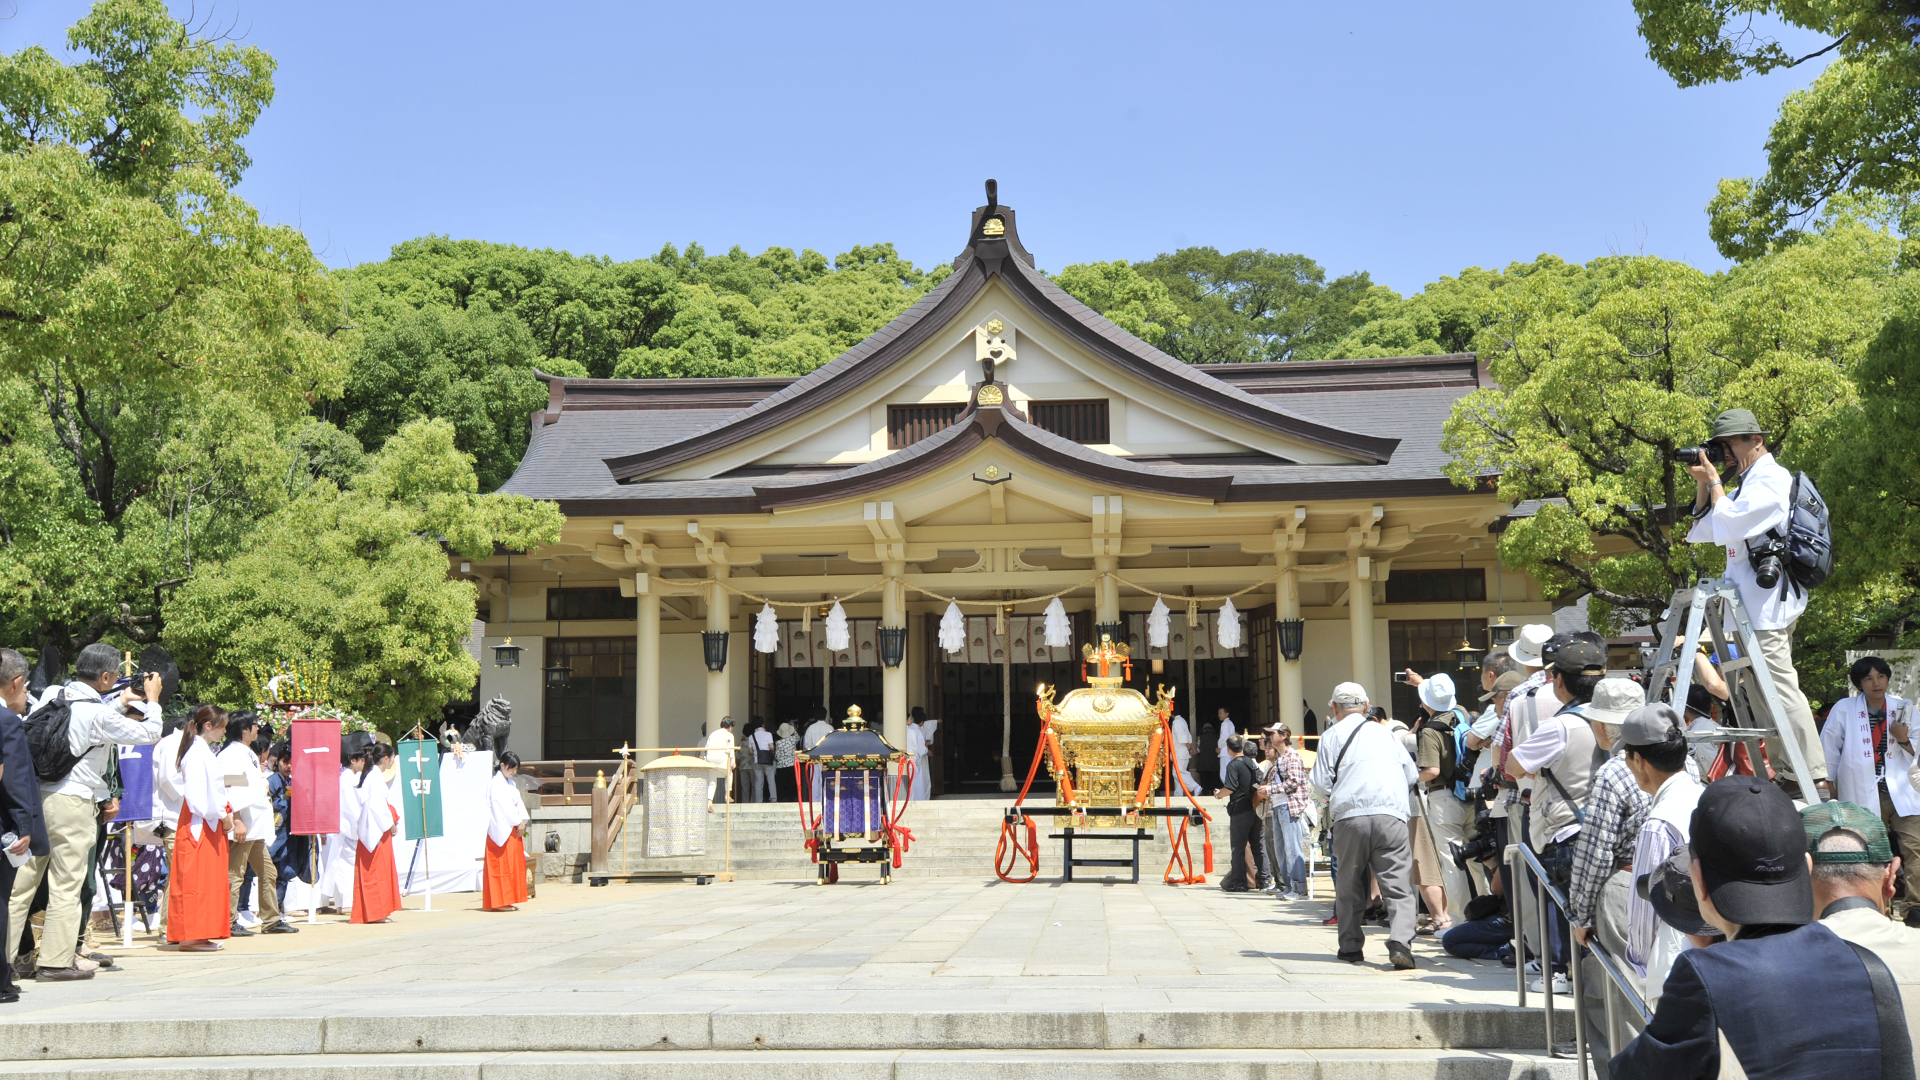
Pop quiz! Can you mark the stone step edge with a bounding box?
[0,1007,1551,1061]
[0,1047,1576,1080]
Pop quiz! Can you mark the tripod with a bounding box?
[1647,576,1826,801]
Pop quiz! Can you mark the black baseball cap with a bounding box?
[1542,638,1607,676]
[1690,777,1813,927]
[1636,845,1722,940]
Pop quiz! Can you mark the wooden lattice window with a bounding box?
[888,404,965,449]
[1029,399,1110,444]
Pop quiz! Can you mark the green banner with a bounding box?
[398,739,444,839]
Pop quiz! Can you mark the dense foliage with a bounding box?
[334,238,951,486]
[1634,1,1920,262]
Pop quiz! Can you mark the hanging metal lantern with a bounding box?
[877,626,907,669]
[543,571,572,688]
[701,630,730,672]
[495,551,523,667]
[1278,619,1305,661]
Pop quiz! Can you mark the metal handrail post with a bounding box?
[1508,844,1526,1008]
[1538,867,1553,1052]
[1507,841,1656,1073]
[1569,909,1586,1071]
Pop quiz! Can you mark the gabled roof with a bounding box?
[599,201,1397,482]
[496,195,1497,517]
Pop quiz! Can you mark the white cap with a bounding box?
[1330,682,1369,707]
[1418,673,1456,714]
[1585,677,1646,727]
[1509,623,1555,667]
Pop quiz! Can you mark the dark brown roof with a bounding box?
[497,199,1494,516]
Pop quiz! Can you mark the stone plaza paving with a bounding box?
[0,877,1576,1078]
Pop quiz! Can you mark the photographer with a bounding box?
[4,644,162,982]
[1683,408,1825,796]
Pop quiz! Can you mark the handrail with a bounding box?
[1506,842,1653,1075]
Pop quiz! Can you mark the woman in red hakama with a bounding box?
[351,743,401,924]
[168,706,236,952]
[482,751,530,911]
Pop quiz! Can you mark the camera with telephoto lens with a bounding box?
[1451,811,1501,869]
[1746,534,1787,590]
[1671,443,1728,467]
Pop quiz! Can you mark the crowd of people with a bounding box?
[1185,412,1918,1074]
[0,644,533,1001]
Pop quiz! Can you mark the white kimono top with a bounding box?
[177,737,227,842]
[488,770,530,846]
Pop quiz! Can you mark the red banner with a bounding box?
[290,716,341,835]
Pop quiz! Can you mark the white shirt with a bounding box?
[1627,771,1704,1006]
[1171,716,1192,758]
[43,682,162,801]
[906,725,927,756]
[1309,714,1419,824]
[338,768,360,838]
[151,726,188,824]
[704,729,735,769]
[1216,718,1237,761]
[751,729,774,752]
[1685,452,1806,631]
[488,770,530,846]
[803,721,832,751]
[215,740,273,841]
[176,737,227,841]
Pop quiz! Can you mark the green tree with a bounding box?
[1800,272,1920,700]
[1634,1,1920,259]
[1129,247,1375,364]
[1442,224,1897,630]
[1050,260,1190,349]
[0,0,343,655]
[335,306,557,492]
[165,419,563,731]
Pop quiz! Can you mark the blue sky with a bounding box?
[4,2,1828,294]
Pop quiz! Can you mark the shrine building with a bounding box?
[465,195,1553,792]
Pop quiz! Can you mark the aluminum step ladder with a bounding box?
[1646,575,1825,800]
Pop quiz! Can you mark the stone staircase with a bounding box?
[605,796,1241,883]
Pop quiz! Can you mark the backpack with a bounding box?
[1778,471,1833,592]
[23,689,83,783]
[1420,707,1468,794]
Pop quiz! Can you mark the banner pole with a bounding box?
[121,827,134,948]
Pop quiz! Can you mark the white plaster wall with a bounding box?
[656,631,749,752]
[1294,616,1391,720]
[478,636,546,759]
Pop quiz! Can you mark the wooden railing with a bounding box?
[519,759,621,807]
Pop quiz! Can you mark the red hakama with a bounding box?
[166,805,231,943]
[351,829,401,923]
[482,831,528,910]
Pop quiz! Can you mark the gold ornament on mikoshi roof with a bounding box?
[981,216,1005,237]
[1034,634,1172,823]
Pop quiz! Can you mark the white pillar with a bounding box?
[1350,557,1376,695]
[636,574,660,758]
[1094,554,1119,625]
[1278,567,1304,732]
[705,569,731,733]
[882,560,907,750]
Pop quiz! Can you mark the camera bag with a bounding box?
[1776,470,1833,591]
[24,689,83,783]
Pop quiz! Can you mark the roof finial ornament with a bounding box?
[980,179,1005,237]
